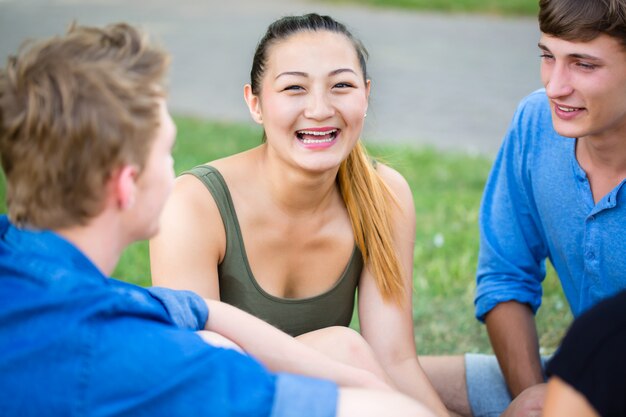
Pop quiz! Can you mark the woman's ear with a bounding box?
[111,164,139,210]
[365,79,371,114]
[244,84,263,124]
[363,80,372,118]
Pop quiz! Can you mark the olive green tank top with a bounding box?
[184,165,363,337]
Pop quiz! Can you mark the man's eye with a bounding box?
[576,62,597,70]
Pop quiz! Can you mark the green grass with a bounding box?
[320,0,539,16]
[362,145,571,354]
[0,115,572,354]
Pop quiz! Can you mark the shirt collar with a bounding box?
[0,215,106,282]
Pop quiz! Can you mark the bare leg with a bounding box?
[299,328,467,417]
[296,326,394,386]
[338,388,436,417]
[421,355,472,417]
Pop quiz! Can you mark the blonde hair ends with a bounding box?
[338,141,405,304]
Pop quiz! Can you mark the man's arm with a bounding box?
[476,94,552,397]
[484,301,544,397]
[203,298,392,392]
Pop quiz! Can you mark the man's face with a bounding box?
[539,33,626,142]
[127,99,177,242]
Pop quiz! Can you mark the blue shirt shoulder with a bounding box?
[475,90,626,321]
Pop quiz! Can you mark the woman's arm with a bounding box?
[150,174,224,299]
[358,164,449,417]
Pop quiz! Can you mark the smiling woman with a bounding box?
[244,29,372,177]
[149,13,448,417]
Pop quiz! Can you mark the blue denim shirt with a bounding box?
[0,216,337,417]
[476,90,626,322]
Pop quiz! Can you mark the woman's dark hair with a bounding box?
[250,13,369,94]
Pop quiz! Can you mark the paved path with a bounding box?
[0,0,541,155]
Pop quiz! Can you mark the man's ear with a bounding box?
[111,164,139,210]
[244,84,263,124]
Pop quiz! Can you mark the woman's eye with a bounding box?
[283,85,303,91]
[334,82,354,89]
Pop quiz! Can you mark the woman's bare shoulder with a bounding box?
[374,162,412,204]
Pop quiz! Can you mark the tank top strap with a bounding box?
[181,165,242,259]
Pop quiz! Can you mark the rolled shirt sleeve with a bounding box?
[146,286,340,416]
[147,286,209,330]
[476,90,626,321]
[475,91,549,322]
[0,219,341,417]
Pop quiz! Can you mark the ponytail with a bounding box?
[338,141,405,304]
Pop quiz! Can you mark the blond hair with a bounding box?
[0,22,169,229]
[338,141,405,303]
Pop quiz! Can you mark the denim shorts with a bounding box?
[465,353,549,417]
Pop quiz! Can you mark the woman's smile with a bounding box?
[295,127,340,149]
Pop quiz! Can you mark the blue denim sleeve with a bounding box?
[474,92,548,322]
[270,373,338,417]
[146,286,208,330]
[93,321,278,416]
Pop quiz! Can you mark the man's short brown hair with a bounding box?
[0,22,170,229]
[539,0,626,48]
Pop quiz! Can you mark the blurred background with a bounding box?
[0,0,571,354]
[0,0,541,154]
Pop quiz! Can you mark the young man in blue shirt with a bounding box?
[422,0,626,416]
[0,22,434,417]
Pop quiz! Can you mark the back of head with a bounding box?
[539,0,626,47]
[0,23,170,229]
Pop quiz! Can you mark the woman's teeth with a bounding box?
[301,137,334,144]
[296,129,338,143]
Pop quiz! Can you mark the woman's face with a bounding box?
[246,30,370,173]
